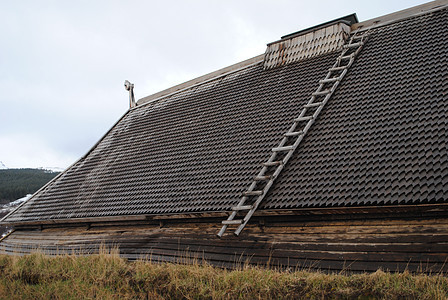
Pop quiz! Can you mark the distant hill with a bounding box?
[0,169,60,204]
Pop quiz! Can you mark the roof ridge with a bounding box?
[136,1,448,109]
[136,54,264,108]
[353,0,448,30]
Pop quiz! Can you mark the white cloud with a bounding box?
[0,134,77,169]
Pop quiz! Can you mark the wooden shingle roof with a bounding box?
[3,6,448,224]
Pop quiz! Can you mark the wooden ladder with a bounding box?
[217,26,374,238]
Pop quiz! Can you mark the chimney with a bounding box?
[263,14,358,70]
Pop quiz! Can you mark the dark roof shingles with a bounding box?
[265,10,448,209]
[5,9,448,222]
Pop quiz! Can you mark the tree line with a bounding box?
[0,169,60,204]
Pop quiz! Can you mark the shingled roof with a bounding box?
[3,3,448,224]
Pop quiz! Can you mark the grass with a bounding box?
[0,250,447,299]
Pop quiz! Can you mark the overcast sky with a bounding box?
[0,0,430,169]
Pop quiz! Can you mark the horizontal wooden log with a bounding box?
[4,211,448,273]
[2,243,445,274]
[3,236,448,265]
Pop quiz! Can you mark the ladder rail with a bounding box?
[218,26,374,238]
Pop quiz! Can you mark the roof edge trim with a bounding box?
[0,159,78,223]
[353,0,448,30]
[0,110,133,224]
[136,54,264,107]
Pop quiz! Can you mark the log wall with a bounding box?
[1,210,448,273]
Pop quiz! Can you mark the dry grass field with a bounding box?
[0,249,447,299]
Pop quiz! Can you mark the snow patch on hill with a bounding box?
[0,194,32,238]
[0,162,63,172]
[39,166,65,172]
[1,194,31,214]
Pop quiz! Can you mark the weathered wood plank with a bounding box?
[4,237,448,265]
[4,211,448,273]
[9,231,448,250]
[1,242,446,273]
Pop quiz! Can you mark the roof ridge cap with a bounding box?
[353,0,448,30]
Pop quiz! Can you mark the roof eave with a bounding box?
[4,203,448,227]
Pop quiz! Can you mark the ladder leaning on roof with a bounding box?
[217,25,375,238]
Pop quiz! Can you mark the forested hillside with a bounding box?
[0,169,60,204]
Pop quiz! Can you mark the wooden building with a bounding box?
[1,1,448,273]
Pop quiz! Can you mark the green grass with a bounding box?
[0,250,447,299]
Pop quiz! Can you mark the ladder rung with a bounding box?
[343,42,364,48]
[254,175,271,181]
[243,190,263,196]
[312,90,331,96]
[232,205,253,211]
[339,54,353,60]
[262,161,282,167]
[352,35,364,40]
[304,102,322,108]
[284,131,303,137]
[319,77,339,84]
[222,220,242,225]
[329,66,347,72]
[295,116,313,122]
[272,145,294,152]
